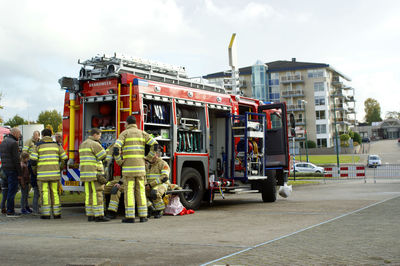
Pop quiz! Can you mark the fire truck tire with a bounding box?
[261,170,277,202]
[179,167,204,210]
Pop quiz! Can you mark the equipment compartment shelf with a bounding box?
[144,123,171,127]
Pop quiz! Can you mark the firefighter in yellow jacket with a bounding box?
[114,115,157,223]
[104,144,124,219]
[146,151,170,219]
[30,129,67,219]
[23,130,40,154]
[79,128,109,222]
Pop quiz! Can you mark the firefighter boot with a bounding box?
[53,215,61,219]
[153,210,162,219]
[88,216,95,222]
[106,211,117,219]
[95,216,110,222]
[122,218,135,223]
[140,217,148,223]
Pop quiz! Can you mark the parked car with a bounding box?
[367,154,381,168]
[292,162,325,173]
[362,137,370,143]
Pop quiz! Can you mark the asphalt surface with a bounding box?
[1,180,400,265]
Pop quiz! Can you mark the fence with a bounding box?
[289,164,400,183]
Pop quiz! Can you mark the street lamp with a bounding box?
[332,92,340,176]
[301,100,309,162]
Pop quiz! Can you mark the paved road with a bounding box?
[360,139,400,164]
[1,181,400,265]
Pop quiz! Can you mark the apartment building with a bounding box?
[203,58,356,148]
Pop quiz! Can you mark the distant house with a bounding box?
[355,118,400,139]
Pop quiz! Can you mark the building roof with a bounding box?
[202,59,351,81]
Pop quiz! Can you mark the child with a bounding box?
[19,152,32,214]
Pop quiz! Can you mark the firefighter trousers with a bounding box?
[105,180,124,213]
[84,181,104,217]
[39,181,61,217]
[146,183,168,211]
[123,175,147,218]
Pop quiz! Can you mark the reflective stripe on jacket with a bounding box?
[30,136,67,181]
[23,137,37,155]
[115,124,157,177]
[146,157,170,187]
[79,136,106,182]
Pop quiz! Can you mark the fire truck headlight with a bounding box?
[108,89,116,94]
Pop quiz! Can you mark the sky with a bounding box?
[0,0,399,123]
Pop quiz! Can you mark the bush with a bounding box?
[340,134,350,142]
[306,140,316,148]
[353,141,359,146]
[353,132,362,144]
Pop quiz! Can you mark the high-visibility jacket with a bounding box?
[23,137,38,155]
[146,157,170,188]
[78,136,107,182]
[114,124,157,177]
[30,136,67,182]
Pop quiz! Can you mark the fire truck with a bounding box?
[59,54,291,209]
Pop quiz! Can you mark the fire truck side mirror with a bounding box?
[289,113,296,129]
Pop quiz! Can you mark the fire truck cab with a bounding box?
[59,54,290,209]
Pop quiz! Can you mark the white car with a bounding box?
[292,162,325,173]
[367,155,381,168]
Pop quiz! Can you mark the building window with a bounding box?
[315,96,325,106]
[317,138,327,147]
[308,69,324,78]
[316,110,326,120]
[316,124,327,134]
[314,82,325,92]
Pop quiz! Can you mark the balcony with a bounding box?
[331,79,343,87]
[330,90,344,97]
[287,104,305,111]
[331,104,345,111]
[347,107,355,113]
[280,74,304,84]
[281,89,305,98]
[295,119,305,126]
[345,96,355,102]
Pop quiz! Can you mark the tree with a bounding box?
[385,111,400,119]
[364,98,382,124]
[4,115,28,128]
[353,132,361,144]
[37,110,62,133]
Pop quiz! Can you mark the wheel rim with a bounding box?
[183,178,198,203]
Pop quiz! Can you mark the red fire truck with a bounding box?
[59,54,291,209]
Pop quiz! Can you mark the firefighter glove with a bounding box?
[150,189,158,200]
[112,147,119,156]
[161,176,168,183]
[110,185,119,195]
[30,160,37,167]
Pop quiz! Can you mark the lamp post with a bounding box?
[333,93,340,176]
[301,100,309,162]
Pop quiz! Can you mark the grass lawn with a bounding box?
[296,155,360,165]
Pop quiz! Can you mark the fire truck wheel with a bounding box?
[179,167,204,210]
[261,170,277,202]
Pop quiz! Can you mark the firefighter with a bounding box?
[104,144,124,219]
[145,150,170,219]
[78,128,109,222]
[30,129,67,219]
[113,115,157,223]
[22,130,41,214]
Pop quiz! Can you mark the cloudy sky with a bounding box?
[0,0,399,123]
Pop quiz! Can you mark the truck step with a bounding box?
[225,188,259,194]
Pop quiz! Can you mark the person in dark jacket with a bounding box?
[0,127,22,217]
